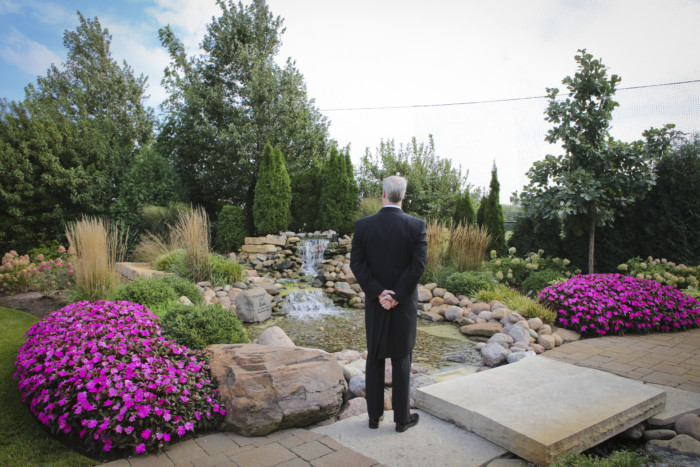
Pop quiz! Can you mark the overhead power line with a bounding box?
[319,79,700,112]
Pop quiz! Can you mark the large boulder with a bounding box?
[234,287,272,322]
[460,321,503,337]
[256,326,295,348]
[207,344,347,436]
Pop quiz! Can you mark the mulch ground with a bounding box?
[0,292,68,319]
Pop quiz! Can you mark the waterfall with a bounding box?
[297,238,329,278]
[284,288,343,319]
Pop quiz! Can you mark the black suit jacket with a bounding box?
[350,207,427,359]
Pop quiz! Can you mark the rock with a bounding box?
[409,375,437,401]
[619,422,645,440]
[552,333,563,347]
[644,429,677,440]
[433,304,448,316]
[527,318,543,331]
[257,282,283,296]
[444,306,463,322]
[233,287,272,323]
[419,311,444,322]
[511,341,530,350]
[384,388,392,410]
[338,397,367,420]
[256,326,295,348]
[459,298,472,307]
[178,295,193,305]
[273,260,294,271]
[507,313,525,323]
[478,311,494,321]
[491,307,509,320]
[334,349,361,365]
[538,334,556,350]
[203,288,216,299]
[430,297,445,307]
[432,287,447,297]
[488,333,514,349]
[471,302,491,314]
[507,350,536,364]
[443,292,460,306]
[349,374,366,398]
[333,281,358,299]
[241,244,277,254]
[475,342,487,351]
[342,364,364,381]
[490,300,507,311]
[417,288,433,302]
[445,355,469,363]
[207,344,346,436]
[675,414,700,441]
[528,329,539,340]
[423,283,437,291]
[538,324,552,336]
[529,343,545,354]
[648,434,700,458]
[481,343,510,367]
[461,321,503,337]
[457,317,475,326]
[552,327,581,343]
[384,359,393,386]
[507,326,531,344]
[514,320,531,330]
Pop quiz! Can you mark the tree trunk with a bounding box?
[588,221,595,274]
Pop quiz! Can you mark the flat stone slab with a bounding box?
[415,357,666,465]
[647,384,700,426]
[312,409,506,466]
[116,262,174,281]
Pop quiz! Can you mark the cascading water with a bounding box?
[284,237,344,319]
[297,238,329,278]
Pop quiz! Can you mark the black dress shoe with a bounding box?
[395,413,419,432]
[368,415,384,429]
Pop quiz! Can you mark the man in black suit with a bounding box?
[350,175,427,433]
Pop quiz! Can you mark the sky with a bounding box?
[1,0,699,203]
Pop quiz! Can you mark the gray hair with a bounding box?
[383,175,407,203]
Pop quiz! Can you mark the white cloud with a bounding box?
[0,27,62,75]
[146,0,221,52]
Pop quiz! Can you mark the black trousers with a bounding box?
[365,353,412,424]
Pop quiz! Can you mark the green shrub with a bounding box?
[442,270,495,297]
[551,450,646,467]
[154,249,186,273]
[209,255,244,287]
[617,256,699,291]
[109,276,202,316]
[486,247,580,290]
[521,269,566,296]
[160,303,248,349]
[214,205,248,253]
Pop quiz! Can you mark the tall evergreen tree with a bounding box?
[290,157,321,232]
[318,147,348,233]
[0,13,153,250]
[157,0,329,219]
[476,196,486,227]
[253,142,291,234]
[341,148,359,233]
[453,189,476,226]
[483,164,507,255]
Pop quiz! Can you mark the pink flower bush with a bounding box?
[14,301,225,457]
[540,274,700,337]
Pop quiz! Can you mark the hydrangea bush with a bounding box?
[486,247,580,289]
[618,256,699,291]
[14,301,224,458]
[0,247,74,295]
[540,274,700,336]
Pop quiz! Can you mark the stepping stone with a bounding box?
[415,357,666,465]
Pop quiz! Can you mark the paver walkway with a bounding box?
[543,327,700,393]
[103,328,700,466]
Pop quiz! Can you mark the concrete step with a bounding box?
[415,357,666,465]
[312,410,507,467]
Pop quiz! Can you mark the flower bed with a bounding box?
[540,274,700,336]
[14,300,224,458]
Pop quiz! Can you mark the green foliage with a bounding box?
[453,190,476,225]
[156,1,329,217]
[110,147,184,236]
[509,210,564,259]
[214,204,248,253]
[109,275,202,316]
[551,450,646,467]
[356,135,468,221]
[519,49,657,274]
[154,249,186,273]
[521,268,567,296]
[357,197,383,219]
[0,13,153,253]
[342,149,360,230]
[160,303,248,349]
[0,307,95,467]
[209,255,244,287]
[290,158,321,232]
[254,142,292,234]
[141,202,189,240]
[476,196,486,227]
[483,165,506,255]
[486,247,580,290]
[442,271,495,297]
[318,147,355,234]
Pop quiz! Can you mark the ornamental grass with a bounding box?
[539,273,700,337]
[173,206,210,283]
[14,301,224,459]
[446,222,490,271]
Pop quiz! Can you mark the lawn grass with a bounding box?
[0,306,95,467]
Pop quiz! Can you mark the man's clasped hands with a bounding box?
[379,290,398,310]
